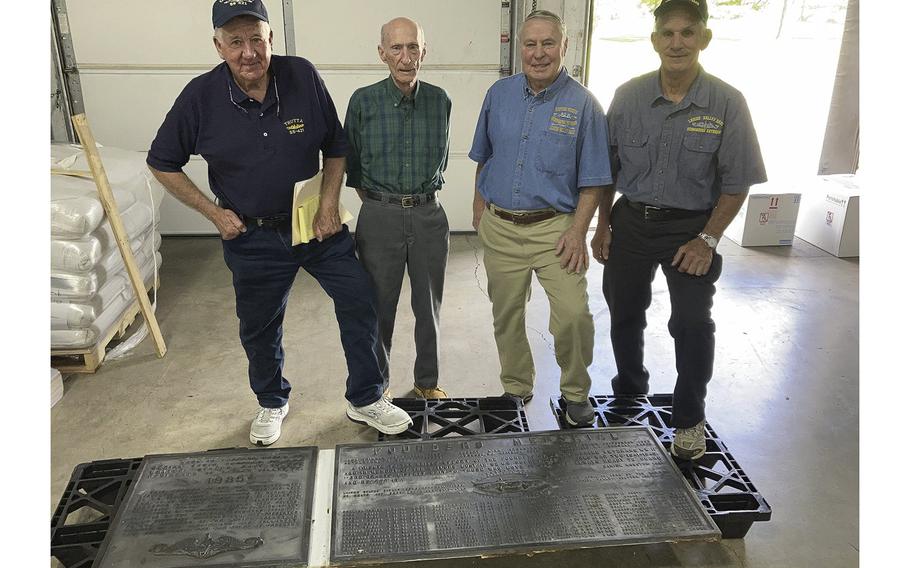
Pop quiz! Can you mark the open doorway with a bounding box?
[587,0,850,183]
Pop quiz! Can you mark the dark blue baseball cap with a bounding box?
[654,0,709,23]
[212,0,269,28]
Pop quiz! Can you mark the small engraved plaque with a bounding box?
[94,447,317,567]
[332,427,718,564]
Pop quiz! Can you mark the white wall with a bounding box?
[63,0,505,233]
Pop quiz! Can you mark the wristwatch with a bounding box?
[697,232,719,249]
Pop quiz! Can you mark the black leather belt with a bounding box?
[488,204,558,225]
[626,200,711,221]
[241,213,290,228]
[216,197,290,229]
[365,190,436,208]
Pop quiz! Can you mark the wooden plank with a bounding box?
[70,113,167,358]
[51,282,158,374]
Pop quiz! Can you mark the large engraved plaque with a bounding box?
[332,427,718,564]
[94,447,317,567]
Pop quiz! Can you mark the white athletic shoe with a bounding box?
[346,397,412,435]
[249,403,289,446]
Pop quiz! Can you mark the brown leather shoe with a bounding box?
[413,385,448,399]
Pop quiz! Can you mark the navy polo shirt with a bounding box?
[147,55,348,217]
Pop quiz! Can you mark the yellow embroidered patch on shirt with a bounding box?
[284,118,305,135]
[549,107,578,136]
[687,115,724,135]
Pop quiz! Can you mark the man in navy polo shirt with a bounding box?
[147,0,411,445]
[469,10,612,427]
[591,0,767,459]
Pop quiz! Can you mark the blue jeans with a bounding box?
[221,224,384,408]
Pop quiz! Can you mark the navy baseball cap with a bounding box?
[212,0,269,28]
[654,0,709,23]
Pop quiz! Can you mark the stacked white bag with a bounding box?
[51,143,165,350]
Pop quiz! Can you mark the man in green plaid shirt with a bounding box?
[345,17,452,399]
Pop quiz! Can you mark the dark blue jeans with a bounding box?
[603,197,723,428]
[221,224,384,408]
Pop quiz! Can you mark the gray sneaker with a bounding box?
[346,397,413,435]
[501,391,533,405]
[564,398,595,427]
[250,403,289,446]
[671,420,706,460]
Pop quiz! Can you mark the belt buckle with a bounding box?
[644,205,660,220]
[256,218,265,227]
[400,195,415,208]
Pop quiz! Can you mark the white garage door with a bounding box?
[63,0,513,233]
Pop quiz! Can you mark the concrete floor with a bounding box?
[50,233,859,567]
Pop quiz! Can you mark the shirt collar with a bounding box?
[523,67,570,101]
[649,65,708,109]
[224,57,280,113]
[384,75,420,107]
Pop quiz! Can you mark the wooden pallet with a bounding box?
[51,282,159,374]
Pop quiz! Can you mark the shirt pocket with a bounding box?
[679,133,721,180]
[618,130,650,172]
[535,131,576,176]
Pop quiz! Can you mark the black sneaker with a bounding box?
[564,398,595,427]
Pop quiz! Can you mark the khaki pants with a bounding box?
[478,209,594,402]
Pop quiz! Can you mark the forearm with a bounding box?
[148,167,219,221]
[473,163,485,202]
[596,185,616,227]
[320,156,346,209]
[571,186,604,232]
[703,192,748,237]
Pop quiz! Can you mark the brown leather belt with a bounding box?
[488,204,558,225]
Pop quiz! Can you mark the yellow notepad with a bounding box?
[291,172,353,245]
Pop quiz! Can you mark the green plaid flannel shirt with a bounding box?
[344,76,451,194]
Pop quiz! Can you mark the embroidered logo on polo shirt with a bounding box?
[687,115,724,135]
[284,118,305,135]
[548,106,578,136]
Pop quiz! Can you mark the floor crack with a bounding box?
[528,325,555,355]
[465,234,489,299]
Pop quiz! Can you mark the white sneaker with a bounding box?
[346,397,413,435]
[250,403,289,446]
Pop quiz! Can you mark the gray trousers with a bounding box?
[354,196,449,389]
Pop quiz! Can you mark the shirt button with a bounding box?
[263,132,268,137]
[659,169,664,174]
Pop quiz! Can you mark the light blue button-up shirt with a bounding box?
[469,68,612,213]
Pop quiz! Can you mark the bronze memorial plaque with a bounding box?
[94,447,317,567]
[332,427,718,564]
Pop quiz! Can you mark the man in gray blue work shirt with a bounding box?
[591,0,767,459]
[470,10,612,427]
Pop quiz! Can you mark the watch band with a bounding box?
[697,232,718,249]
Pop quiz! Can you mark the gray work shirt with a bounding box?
[607,67,767,211]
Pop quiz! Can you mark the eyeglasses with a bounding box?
[227,77,281,118]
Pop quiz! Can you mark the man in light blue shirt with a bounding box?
[469,10,612,427]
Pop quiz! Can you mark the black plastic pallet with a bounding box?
[50,457,143,568]
[550,394,771,539]
[378,397,530,441]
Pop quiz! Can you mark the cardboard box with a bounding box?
[794,175,860,257]
[726,190,801,246]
